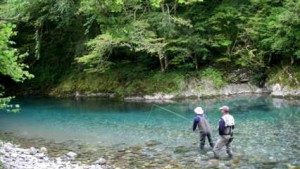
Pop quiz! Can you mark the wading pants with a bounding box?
[200,132,214,149]
[213,135,233,158]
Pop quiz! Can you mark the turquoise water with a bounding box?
[0,96,299,168]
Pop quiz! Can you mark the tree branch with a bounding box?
[0,15,26,23]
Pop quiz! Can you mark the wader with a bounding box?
[198,116,214,149]
[213,126,234,158]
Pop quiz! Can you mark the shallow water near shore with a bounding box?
[0,95,299,168]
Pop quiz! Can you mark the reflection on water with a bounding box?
[0,95,299,168]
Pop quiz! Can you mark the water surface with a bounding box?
[0,96,299,168]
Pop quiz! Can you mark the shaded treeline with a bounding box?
[0,0,300,96]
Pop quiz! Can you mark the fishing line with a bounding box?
[153,104,190,122]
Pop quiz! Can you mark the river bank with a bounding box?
[0,141,113,169]
[51,82,300,100]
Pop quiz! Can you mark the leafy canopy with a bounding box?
[0,22,33,111]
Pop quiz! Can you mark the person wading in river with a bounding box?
[192,107,214,150]
[213,105,235,159]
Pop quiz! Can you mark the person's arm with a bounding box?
[218,118,225,135]
[193,117,200,131]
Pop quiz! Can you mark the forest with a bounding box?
[1,0,300,100]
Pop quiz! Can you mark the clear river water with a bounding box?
[0,95,299,169]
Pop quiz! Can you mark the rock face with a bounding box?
[178,79,271,99]
[123,82,272,101]
[221,84,269,95]
[141,81,300,99]
[0,141,112,169]
[270,83,300,97]
[52,77,300,99]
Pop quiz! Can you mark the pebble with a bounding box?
[66,151,77,160]
[0,141,112,169]
[40,147,48,153]
[94,157,106,165]
[145,140,161,147]
[4,143,14,153]
[35,152,45,159]
[30,147,38,155]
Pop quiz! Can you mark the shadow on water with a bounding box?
[0,95,299,168]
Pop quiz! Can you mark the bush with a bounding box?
[199,68,225,88]
[267,66,300,88]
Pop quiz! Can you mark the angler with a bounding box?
[192,107,214,150]
[213,105,235,159]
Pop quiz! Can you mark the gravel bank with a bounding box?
[0,141,116,169]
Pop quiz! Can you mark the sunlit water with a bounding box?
[0,96,299,168]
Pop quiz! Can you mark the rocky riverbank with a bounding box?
[70,82,300,101]
[0,141,113,169]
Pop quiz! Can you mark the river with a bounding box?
[0,95,299,168]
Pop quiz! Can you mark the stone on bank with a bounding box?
[0,141,113,169]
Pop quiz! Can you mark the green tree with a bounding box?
[77,0,203,73]
[232,0,300,68]
[0,22,33,111]
[1,0,300,96]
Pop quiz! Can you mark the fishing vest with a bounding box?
[197,115,211,134]
[222,114,235,135]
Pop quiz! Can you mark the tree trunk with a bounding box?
[291,56,294,65]
[159,57,165,72]
[226,46,231,56]
[160,1,165,13]
[194,55,198,71]
[164,56,168,71]
[173,0,177,14]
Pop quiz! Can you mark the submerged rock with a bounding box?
[207,159,219,167]
[174,146,190,154]
[94,157,106,165]
[288,165,300,169]
[145,140,161,147]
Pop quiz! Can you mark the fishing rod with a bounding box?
[153,104,190,122]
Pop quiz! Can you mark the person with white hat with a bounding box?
[192,107,214,150]
[213,105,235,159]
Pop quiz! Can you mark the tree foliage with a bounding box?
[1,0,300,94]
[0,22,33,111]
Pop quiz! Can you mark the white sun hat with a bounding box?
[194,107,204,115]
